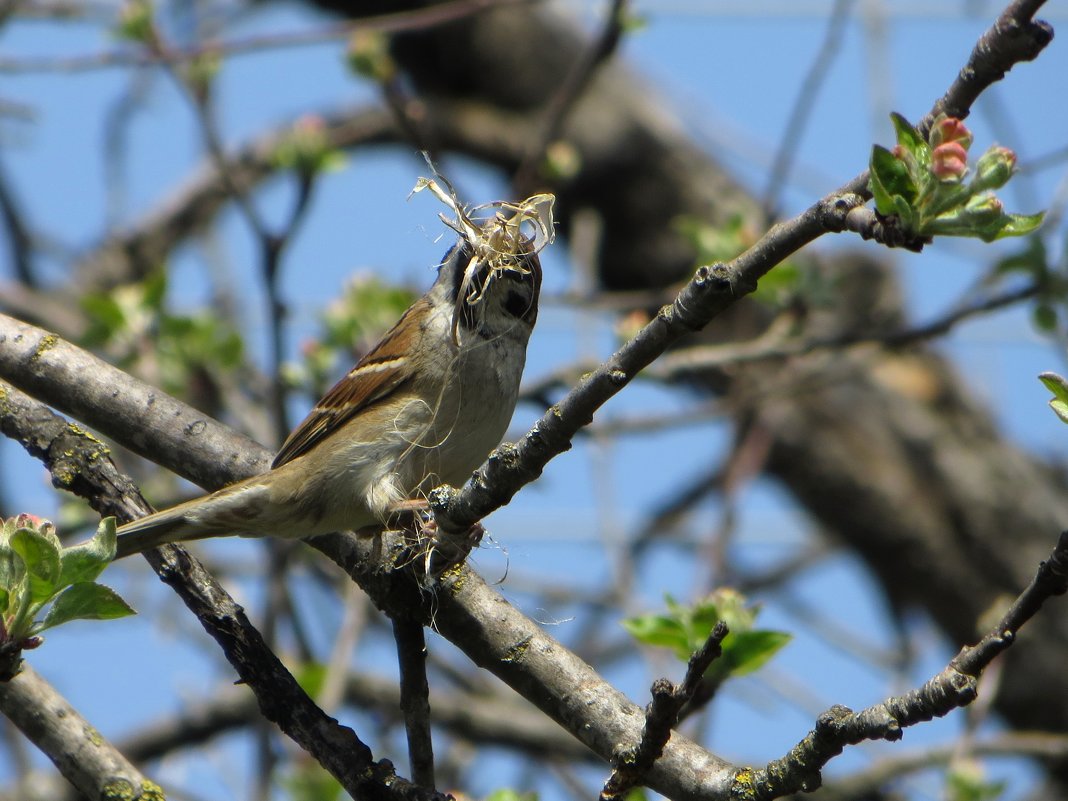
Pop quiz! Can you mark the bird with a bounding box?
[115,191,552,559]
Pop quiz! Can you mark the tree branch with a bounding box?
[0,0,534,73]
[744,530,1068,799]
[394,617,436,789]
[601,622,729,801]
[512,0,629,192]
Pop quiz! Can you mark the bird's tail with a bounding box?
[115,501,236,559]
[115,472,272,559]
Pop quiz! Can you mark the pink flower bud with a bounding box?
[294,114,325,136]
[930,116,973,150]
[931,142,968,182]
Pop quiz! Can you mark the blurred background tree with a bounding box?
[1,1,1068,800]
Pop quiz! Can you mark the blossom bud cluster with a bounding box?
[868,113,1040,242]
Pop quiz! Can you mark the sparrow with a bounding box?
[115,190,553,559]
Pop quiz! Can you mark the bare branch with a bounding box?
[114,672,594,768]
[394,618,437,789]
[75,105,396,290]
[0,162,36,287]
[512,0,629,192]
[0,0,536,73]
[645,280,1040,378]
[746,531,1068,799]
[0,314,270,489]
[601,622,729,801]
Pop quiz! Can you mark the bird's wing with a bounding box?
[271,299,427,468]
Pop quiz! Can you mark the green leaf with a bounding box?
[890,112,929,168]
[10,527,61,605]
[675,214,749,264]
[869,148,916,217]
[485,790,538,801]
[0,542,25,595]
[80,293,127,345]
[993,237,1047,280]
[39,583,136,632]
[294,662,328,699]
[1033,304,1058,333]
[1037,372,1068,402]
[114,0,154,42]
[868,164,896,217]
[58,518,117,588]
[625,590,789,679]
[990,211,1045,240]
[946,760,1007,801]
[1049,400,1068,424]
[1040,373,1068,423]
[141,271,168,311]
[751,260,801,307]
[719,630,792,677]
[891,194,916,229]
[280,763,344,801]
[346,30,395,82]
[920,181,972,220]
[621,613,690,655]
[271,118,347,176]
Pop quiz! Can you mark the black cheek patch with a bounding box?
[505,290,531,318]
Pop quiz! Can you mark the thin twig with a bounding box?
[527,277,1038,405]
[75,104,396,289]
[0,0,534,73]
[818,731,1068,800]
[393,617,437,789]
[743,530,1068,799]
[154,17,315,441]
[512,0,629,193]
[649,280,1041,378]
[763,0,856,218]
[0,162,36,288]
[601,622,729,801]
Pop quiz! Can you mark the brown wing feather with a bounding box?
[272,298,427,468]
